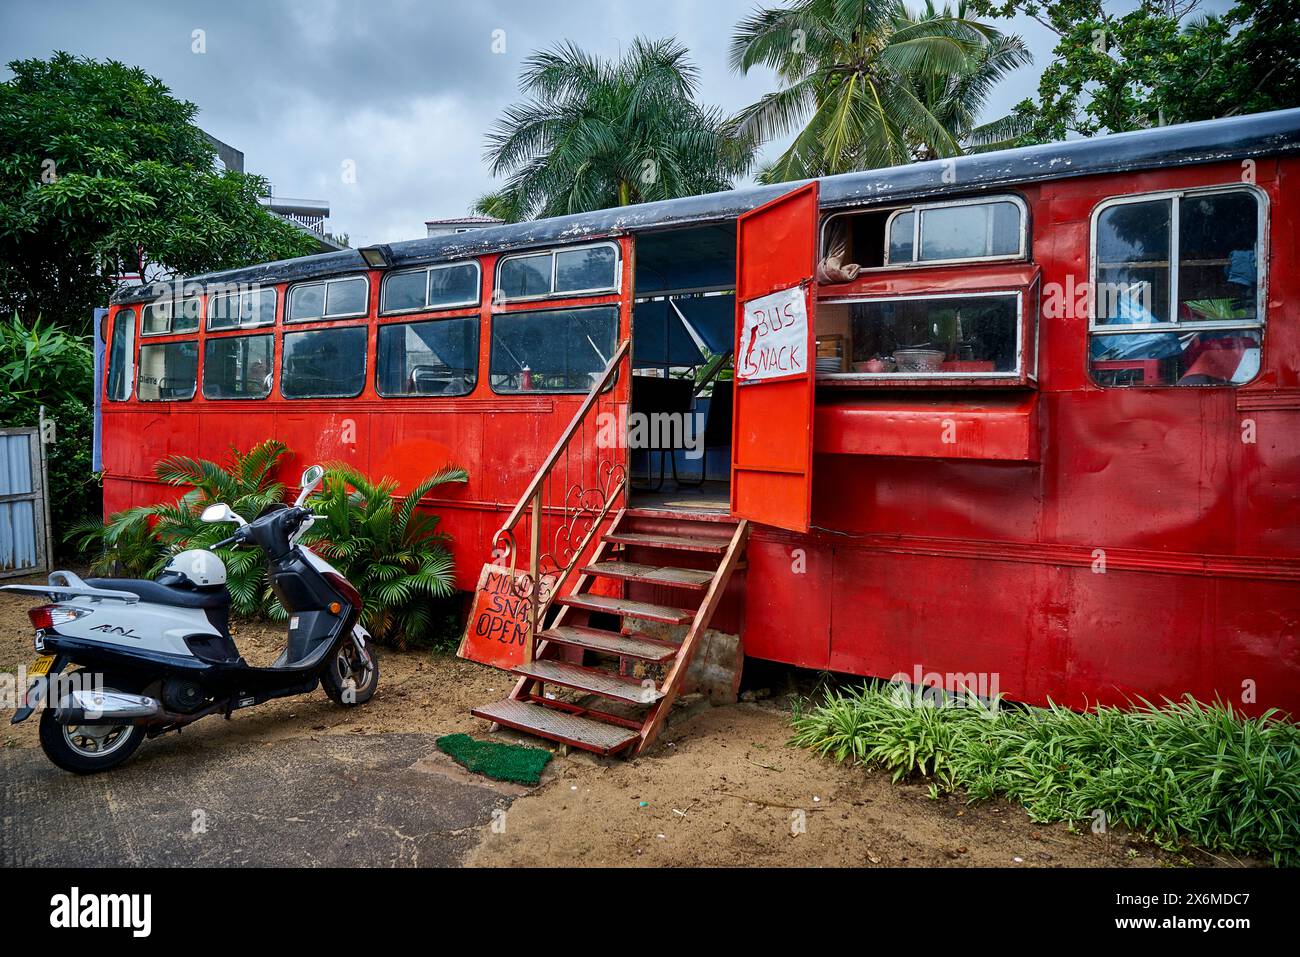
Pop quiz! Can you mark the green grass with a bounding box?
[436,733,553,785]
[790,684,1300,866]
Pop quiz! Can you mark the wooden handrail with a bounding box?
[493,338,630,539]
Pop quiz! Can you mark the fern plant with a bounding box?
[302,464,468,648]
[69,440,290,615]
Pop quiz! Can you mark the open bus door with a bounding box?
[730,182,818,533]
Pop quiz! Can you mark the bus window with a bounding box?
[203,334,274,399]
[107,309,135,401]
[496,242,619,301]
[208,287,276,330]
[380,261,480,314]
[141,296,202,335]
[287,275,369,322]
[490,305,618,393]
[137,340,198,401]
[377,317,478,396]
[1089,186,1264,387]
[281,326,367,398]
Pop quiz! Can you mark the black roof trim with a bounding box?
[113,108,1300,304]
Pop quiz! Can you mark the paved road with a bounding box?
[2,732,517,867]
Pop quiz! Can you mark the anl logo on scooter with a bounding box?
[90,623,141,639]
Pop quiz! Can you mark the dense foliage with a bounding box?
[729,0,1031,181]
[0,53,317,333]
[0,314,98,549]
[474,38,756,221]
[972,0,1300,142]
[792,683,1300,865]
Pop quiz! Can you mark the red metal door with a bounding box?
[730,182,818,532]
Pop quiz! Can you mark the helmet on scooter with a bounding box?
[163,549,228,588]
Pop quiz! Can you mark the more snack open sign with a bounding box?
[457,563,554,669]
[736,283,809,384]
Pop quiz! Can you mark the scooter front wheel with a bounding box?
[39,683,145,775]
[321,641,379,706]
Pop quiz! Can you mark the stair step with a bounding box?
[582,560,713,590]
[557,593,695,625]
[604,531,728,554]
[541,625,679,662]
[514,659,664,704]
[472,698,639,756]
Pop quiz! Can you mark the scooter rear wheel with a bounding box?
[38,674,145,774]
[322,642,379,706]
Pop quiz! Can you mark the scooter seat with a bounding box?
[87,578,231,610]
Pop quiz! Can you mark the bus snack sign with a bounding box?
[736,283,809,385]
[457,563,555,669]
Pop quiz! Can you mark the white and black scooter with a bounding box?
[3,465,379,774]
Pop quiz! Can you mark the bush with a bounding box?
[790,684,1300,866]
[302,464,468,648]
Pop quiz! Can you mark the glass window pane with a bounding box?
[555,245,616,293]
[203,334,273,399]
[173,297,201,332]
[107,309,135,401]
[428,262,479,308]
[281,327,367,398]
[491,306,618,392]
[920,205,988,261]
[383,269,428,313]
[887,211,914,263]
[1094,199,1171,326]
[1178,191,1259,322]
[288,282,325,321]
[247,287,277,326]
[377,318,478,396]
[989,201,1021,256]
[499,254,552,299]
[1091,329,1261,387]
[142,302,170,335]
[136,341,198,401]
[324,276,367,316]
[821,295,1019,375]
[207,292,239,330]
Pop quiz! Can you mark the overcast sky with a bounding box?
[0,0,1231,246]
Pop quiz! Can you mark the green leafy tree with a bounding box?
[302,465,469,648]
[0,313,98,547]
[971,0,1300,142]
[0,53,318,332]
[729,0,1030,182]
[474,38,756,221]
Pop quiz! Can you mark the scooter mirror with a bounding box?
[300,465,325,491]
[201,504,246,525]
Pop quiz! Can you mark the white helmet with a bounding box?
[164,549,228,588]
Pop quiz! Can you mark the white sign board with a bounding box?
[736,283,809,384]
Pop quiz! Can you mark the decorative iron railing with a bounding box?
[492,338,631,662]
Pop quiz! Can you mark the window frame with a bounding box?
[206,285,278,332]
[374,315,481,398]
[816,287,1030,383]
[135,339,199,402]
[880,195,1029,267]
[493,240,622,303]
[201,332,275,401]
[379,260,481,316]
[279,324,369,400]
[1087,184,1268,335]
[488,302,621,395]
[106,308,136,402]
[285,274,371,324]
[139,295,203,336]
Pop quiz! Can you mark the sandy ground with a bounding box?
[0,578,1251,868]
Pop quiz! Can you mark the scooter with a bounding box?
[3,465,379,774]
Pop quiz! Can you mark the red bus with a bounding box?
[102,108,1300,755]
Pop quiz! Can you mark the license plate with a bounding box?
[28,655,55,678]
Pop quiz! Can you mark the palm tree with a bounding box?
[729,0,1031,182]
[474,38,756,221]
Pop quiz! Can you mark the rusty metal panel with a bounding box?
[0,428,50,579]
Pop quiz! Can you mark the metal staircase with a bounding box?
[473,508,748,756]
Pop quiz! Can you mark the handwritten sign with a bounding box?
[457,564,555,669]
[736,283,809,384]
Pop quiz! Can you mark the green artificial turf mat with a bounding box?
[436,733,553,785]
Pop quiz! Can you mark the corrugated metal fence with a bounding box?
[0,427,51,579]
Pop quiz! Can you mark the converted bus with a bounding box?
[103,109,1300,755]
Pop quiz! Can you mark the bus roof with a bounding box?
[113,107,1300,304]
